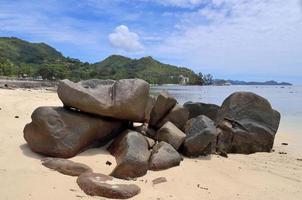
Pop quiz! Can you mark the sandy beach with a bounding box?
[0,88,301,200]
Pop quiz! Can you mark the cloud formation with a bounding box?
[109,25,144,52]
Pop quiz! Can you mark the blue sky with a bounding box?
[1,0,302,84]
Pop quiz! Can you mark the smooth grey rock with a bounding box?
[57,79,150,122]
[108,130,150,179]
[154,121,186,150]
[184,101,220,121]
[24,107,126,158]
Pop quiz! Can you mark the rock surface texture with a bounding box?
[182,115,218,157]
[184,101,220,121]
[216,92,281,154]
[108,130,151,179]
[24,106,125,158]
[155,105,189,130]
[149,91,177,127]
[77,172,141,199]
[154,121,186,150]
[41,157,92,176]
[149,142,182,171]
[57,79,150,122]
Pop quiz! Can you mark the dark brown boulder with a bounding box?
[41,157,92,176]
[154,121,186,150]
[216,92,281,154]
[77,172,141,199]
[57,79,150,122]
[182,115,218,157]
[183,101,220,121]
[155,105,189,130]
[24,107,126,158]
[108,130,150,179]
[149,142,182,171]
[149,91,177,127]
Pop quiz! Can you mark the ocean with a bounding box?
[151,85,302,135]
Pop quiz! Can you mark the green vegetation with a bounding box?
[0,37,204,84]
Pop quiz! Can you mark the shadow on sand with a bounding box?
[19,143,44,159]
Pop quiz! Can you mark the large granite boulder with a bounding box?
[41,157,92,176]
[77,172,141,199]
[182,115,218,157]
[154,121,186,150]
[24,107,126,158]
[149,91,177,127]
[155,105,189,130]
[108,130,150,179]
[57,79,150,122]
[216,92,281,154]
[149,142,182,171]
[184,101,220,121]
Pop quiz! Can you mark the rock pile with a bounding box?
[23,78,281,199]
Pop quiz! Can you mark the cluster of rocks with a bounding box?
[23,78,281,199]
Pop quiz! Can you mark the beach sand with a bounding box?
[0,89,301,200]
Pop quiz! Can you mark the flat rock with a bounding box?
[154,121,186,150]
[184,101,220,121]
[108,130,151,179]
[216,92,281,154]
[41,157,92,176]
[182,115,217,157]
[155,105,189,130]
[24,107,126,158]
[149,142,182,171]
[149,91,177,127]
[57,79,150,122]
[152,177,167,185]
[77,172,141,199]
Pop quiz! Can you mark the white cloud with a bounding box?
[143,0,204,8]
[109,25,144,52]
[151,0,302,80]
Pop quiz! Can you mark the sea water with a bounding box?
[151,85,302,135]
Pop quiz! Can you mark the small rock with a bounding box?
[154,121,186,150]
[281,143,288,146]
[279,152,287,155]
[108,130,150,179]
[297,158,302,161]
[41,157,92,176]
[149,142,182,171]
[77,172,141,199]
[14,115,19,118]
[106,161,112,166]
[152,177,167,185]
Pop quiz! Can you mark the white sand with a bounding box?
[0,89,301,200]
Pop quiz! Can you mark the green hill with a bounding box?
[0,37,200,84]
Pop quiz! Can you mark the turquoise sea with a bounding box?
[151,85,302,135]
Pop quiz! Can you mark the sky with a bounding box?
[0,0,302,84]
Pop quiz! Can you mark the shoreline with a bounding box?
[0,88,301,200]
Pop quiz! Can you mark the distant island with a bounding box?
[213,79,292,86]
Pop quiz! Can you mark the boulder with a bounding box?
[183,101,220,121]
[41,157,92,176]
[108,130,150,179]
[154,121,186,150]
[182,115,218,157]
[149,142,182,171]
[155,105,189,130]
[144,95,157,123]
[149,91,177,127]
[24,107,126,158]
[144,136,156,149]
[57,79,150,122]
[77,172,141,199]
[216,92,281,154]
